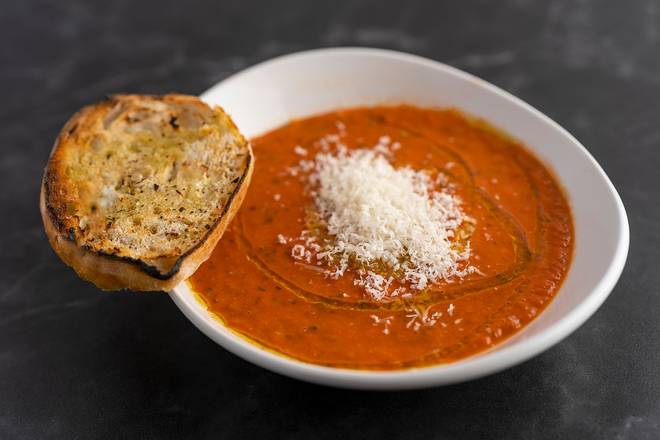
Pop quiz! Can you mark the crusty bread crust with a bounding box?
[40,94,253,291]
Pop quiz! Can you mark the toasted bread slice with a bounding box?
[40,94,253,291]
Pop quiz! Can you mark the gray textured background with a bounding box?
[2,0,658,438]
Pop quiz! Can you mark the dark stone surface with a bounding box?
[1,0,658,438]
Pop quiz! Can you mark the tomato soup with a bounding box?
[188,106,573,370]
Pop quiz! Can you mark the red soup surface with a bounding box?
[188,105,573,370]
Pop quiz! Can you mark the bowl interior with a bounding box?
[171,48,628,389]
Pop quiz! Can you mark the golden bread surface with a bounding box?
[41,94,253,291]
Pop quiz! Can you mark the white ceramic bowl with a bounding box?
[170,48,629,390]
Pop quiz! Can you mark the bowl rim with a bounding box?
[170,47,630,390]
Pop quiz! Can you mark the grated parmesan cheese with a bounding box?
[310,146,476,297]
[279,134,478,301]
